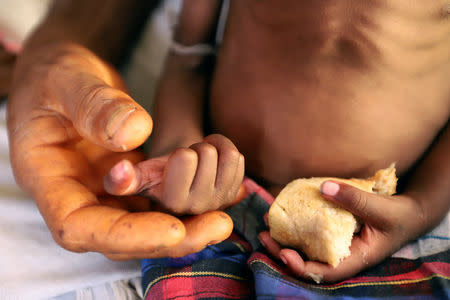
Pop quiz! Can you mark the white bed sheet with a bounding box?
[0,104,141,300]
[0,2,182,298]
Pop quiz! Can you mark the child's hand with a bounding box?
[7,43,235,259]
[259,181,426,283]
[104,134,245,215]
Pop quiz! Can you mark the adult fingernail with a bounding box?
[280,254,288,265]
[321,181,340,196]
[106,105,136,138]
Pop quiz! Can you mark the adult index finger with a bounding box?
[105,211,234,260]
[36,176,186,254]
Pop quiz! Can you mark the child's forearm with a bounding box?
[148,0,222,157]
[404,123,450,231]
[148,52,210,157]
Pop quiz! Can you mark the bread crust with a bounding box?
[268,164,397,267]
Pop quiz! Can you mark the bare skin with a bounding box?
[7,0,235,260]
[0,45,15,98]
[211,0,450,185]
[217,0,450,282]
[104,1,246,214]
[107,0,450,282]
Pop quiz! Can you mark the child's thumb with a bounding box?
[321,181,391,228]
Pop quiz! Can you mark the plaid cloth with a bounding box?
[142,178,450,299]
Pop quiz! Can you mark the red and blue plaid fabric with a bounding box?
[142,178,450,299]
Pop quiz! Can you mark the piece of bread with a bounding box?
[268,164,397,268]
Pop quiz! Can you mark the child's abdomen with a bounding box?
[209,0,450,187]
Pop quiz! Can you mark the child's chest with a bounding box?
[209,0,449,186]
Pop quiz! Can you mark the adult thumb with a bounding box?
[50,56,152,151]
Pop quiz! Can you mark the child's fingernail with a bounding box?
[280,254,288,265]
[110,160,128,182]
[321,181,340,196]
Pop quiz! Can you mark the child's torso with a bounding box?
[209,0,450,190]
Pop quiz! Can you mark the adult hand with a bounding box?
[104,134,245,215]
[259,181,425,283]
[7,43,233,259]
[0,45,16,97]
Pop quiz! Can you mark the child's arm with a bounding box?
[104,0,245,215]
[7,0,232,260]
[149,0,222,157]
[259,123,449,283]
[404,124,450,232]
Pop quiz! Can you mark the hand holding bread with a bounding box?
[259,164,425,283]
[268,164,397,267]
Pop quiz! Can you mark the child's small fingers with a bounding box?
[224,154,245,208]
[284,236,378,283]
[279,249,306,274]
[204,134,241,205]
[161,148,198,214]
[258,231,282,257]
[280,249,334,284]
[104,157,167,197]
[187,142,218,213]
[229,183,246,206]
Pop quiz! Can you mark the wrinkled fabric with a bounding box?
[0,104,142,300]
[142,178,450,299]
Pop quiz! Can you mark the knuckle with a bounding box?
[239,153,245,166]
[53,229,82,253]
[187,189,217,214]
[80,84,116,108]
[204,133,224,141]
[44,46,99,80]
[193,142,218,158]
[224,186,239,205]
[50,51,75,68]
[188,205,207,215]
[171,148,198,166]
[187,195,214,215]
[73,85,115,129]
[163,201,187,216]
[352,191,368,213]
[44,51,83,85]
[222,147,241,164]
[204,134,233,148]
[230,184,242,200]
[214,189,230,206]
[236,167,245,184]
